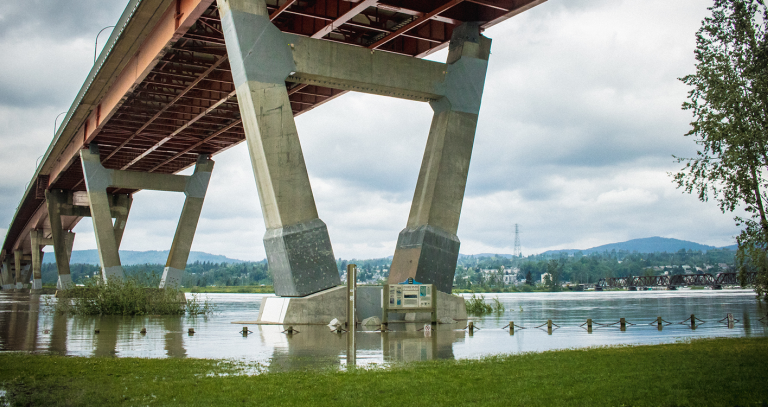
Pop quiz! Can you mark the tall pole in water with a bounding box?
[346,264,357,367]
[514,224,522,258]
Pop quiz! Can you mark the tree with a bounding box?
[674,0,768,300]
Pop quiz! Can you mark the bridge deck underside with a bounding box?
[5,0,543,256]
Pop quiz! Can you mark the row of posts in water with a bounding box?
[236,313,749,339]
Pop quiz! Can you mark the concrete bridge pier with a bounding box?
[219,0,340,297]
[1,256,14,290]
[80,145,214,287]
[159,156,215,289]
[45,189,80,289]
[29,230,45,291]
[389,23,491,294]
[14,249,30,290]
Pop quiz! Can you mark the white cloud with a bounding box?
[3,0,746,263]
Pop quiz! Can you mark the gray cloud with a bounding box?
[0,1,128,39]
[5,0,745,262]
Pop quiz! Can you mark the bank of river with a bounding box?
[1,337,767,406]
[0,289,766,372]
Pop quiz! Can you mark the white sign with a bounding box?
[388,284,432,309]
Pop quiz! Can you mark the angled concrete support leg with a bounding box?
[389,23,491,294]
[46,189,74,289]
[80,145,124,282]
[219,0,340,297]
[160,155,214,289]
[30,230,44,290]
[111,194,132,249]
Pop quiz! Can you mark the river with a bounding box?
[0,289,766,372]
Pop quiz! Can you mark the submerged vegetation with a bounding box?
[54,275,214,316]
[1,337,766,406]
[464,293,504,315]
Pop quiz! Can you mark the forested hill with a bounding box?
[42,250,245,265]
[540,237,731,256]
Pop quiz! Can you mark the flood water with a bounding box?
[1,289,766,372]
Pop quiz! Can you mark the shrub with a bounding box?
[55,275,214,316]
[465,293,492,315]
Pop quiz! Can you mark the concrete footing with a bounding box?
[265,219,340,297]
[254,285,466,325]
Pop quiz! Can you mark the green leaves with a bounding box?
[675,0,768,300]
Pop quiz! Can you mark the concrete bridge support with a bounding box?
[388,24,490,294]
[1,257,13,290]
[45,190,80,289]
[14,249,25,289]
[160,156,215,289]
[219,0,340,297]
[29,230,45,291]
[219,0,491,298]
[79,146,213,286]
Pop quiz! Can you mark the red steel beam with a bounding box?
[311,0,379,39]
[270,0,298,20]
[121,90,237,169]
[103,54,229,165]
[368,0,464,50]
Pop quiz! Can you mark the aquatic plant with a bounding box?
[55,275,214,316]
[464,294,492,315]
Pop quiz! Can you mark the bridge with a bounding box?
[596,272,758,290]
[0,0,546,300]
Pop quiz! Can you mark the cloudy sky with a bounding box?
[0,0,743,261]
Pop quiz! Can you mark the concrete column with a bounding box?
[80,145,124,282]
[160,155,215,289]
[219,0,340,297]
[30,230,44,290]
[14,249,24,289]
[1,257,13,290]
[389,23,491,293]
[46,189,74,289]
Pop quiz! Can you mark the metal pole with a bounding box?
[346,264,357,367]
[346,264,356,329]
[94,26,116,63]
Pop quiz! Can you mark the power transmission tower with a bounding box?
[513,224,522,258]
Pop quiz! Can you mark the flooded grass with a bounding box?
[1,337,766,406]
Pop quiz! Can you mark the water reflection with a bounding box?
[0,290,766,373]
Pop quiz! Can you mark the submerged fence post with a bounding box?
[586,318,593,334]
[509,321,514,335]
[620,317,626,330]
[691,314,696,329]
[468,321,475,335]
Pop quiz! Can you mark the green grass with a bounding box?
[183,285,274,293]
[1,337,767,406]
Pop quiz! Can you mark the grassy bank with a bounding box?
[1,337,767,406]
[183,285,274,294]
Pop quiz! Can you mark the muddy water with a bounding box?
[0,289,766,372]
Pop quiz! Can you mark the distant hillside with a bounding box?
[457,237,736,258]
[541,237,732,256]
[42,250,246,265]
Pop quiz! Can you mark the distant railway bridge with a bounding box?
[596,272,757,290]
